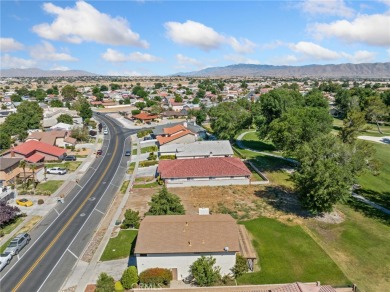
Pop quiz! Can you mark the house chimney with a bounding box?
[10,147,15,158]
[188,240,192,246]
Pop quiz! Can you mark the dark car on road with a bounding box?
[63,155,76,161]
[97,149,103,155]
[125,150,131,156]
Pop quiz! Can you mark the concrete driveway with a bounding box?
[136,165,157,177]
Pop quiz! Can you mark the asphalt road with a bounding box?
[0,114,137,292]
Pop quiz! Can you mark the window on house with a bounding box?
[140,254,147,257]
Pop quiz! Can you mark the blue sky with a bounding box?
[1,0,389,76]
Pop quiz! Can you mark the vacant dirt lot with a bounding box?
[125,185,307,224]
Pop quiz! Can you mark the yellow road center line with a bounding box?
[13,121,119,292]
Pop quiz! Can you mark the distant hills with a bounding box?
[175,62,390,78]
[0,68,98,78]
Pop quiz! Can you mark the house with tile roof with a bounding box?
[153,121,207,140]
[2,140,67,163]
[135,214,240,280]
[159,140,234,159]
[157,157,251,187]
[133,112,159,123]
[156,124,197,146]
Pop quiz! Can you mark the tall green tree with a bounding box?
[0,129,12,149]
[17,101,43,129]
[50,99,63,107]
[96,272,115,292]
[146,186,185,215]
[79,99,93,121]
[61,85,78,101]
[57,114,74,125]
[292,135,378,214]
[208,102,251,141]
[268,107,332,152]
[365,96,388,134]
[339,110,366,144]
[304,89,328,108]
[190,256,221,287]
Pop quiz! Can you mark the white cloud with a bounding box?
[51,65,70,71]
[289,41,341,60]
[176,54,203,67]
[270,55,300,65]
[32,1,148,47]
[30,41,78,61]
[107,70,142,76]
[165,20,225,51]
[387,49,390,58]
[165,20,256,53]
[311,13,390,47]
[300,0,355,18]
[101,48,161,63]
[1,54,36,68]
[0,38,24,52]
[343,50,377,63]
[224,54,260,64]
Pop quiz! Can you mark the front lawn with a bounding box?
[240,132,277,153]
[133,182,160,189]
[45,161,82,172]
[238,217,350,286]
[357,142,390,209]
[100,230,138,261]
[141,145,158,154]
[120,180,130,194]
[36,180,63,194]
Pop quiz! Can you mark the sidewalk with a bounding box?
[0,131,102,248]
[62,134,141,292]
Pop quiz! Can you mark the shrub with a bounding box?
[190,256,221,287]
[121,266,138,289]
[137,129,153,138]
[159,155,176,160]
[139,268,172,286]
[122,209,140,229]
[132,109,141,116]
[38,199,44,205]
[139,160,158,167]
[231,254,248,278]
[147,152,157,161]
[114,280,124,291]
[96,272,115,292]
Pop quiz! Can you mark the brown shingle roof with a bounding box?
[134,214,240,254]
[158,157,251,178]
[0,157,22,171]
[28,130,68,146]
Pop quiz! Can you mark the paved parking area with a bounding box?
[136,165,157,177]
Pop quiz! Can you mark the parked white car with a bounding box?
[0,252,13,271]
[46,167,67,175]
[103,129,109,135]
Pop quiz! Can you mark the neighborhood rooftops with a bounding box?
[11,140,67,157]
[27,130,68,145]
[133,112,159,121]
[134,214,240,254]
[0,157,22,171]
[153,121,206,136]
[159,140,234,158]
[158,157,251,179]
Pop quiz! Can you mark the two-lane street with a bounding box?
[0,114,136,292]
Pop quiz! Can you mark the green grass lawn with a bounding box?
[245,163,264,181]
[333,118,390,137]
[36,180,63,194]
[1,217,23,235]
[305,204,390,292]
[238,218,350,286]
[0,238,12,253]
[135,177,154,182]
[141,145,158,154]
[357,142,390,209]
[240,132,277,153]
[120,180,130,194]
[133,182,160,188]
[132,149,138,155]
[45,161,81,172]
[100,230,138,261]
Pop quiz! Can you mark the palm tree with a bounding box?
[19,160,26,189]
[29,163,37,190]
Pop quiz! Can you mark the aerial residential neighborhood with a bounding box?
[1,1,390,292]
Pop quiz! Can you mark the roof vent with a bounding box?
[185,221,189,226]
[224,246,229,252]
[188,240,192,246]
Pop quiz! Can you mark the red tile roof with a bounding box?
[133,112,159,120]
[157,130,195,145]
[25,153,45,163]
[163,124,187,135]
[158,157,251,178]
[13,140,66,157]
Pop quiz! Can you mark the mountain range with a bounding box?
[0,68,97,78]
[175,62,390,78]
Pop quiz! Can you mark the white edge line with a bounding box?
[36,119,130,292]
[0,115,109,282]
[67,249,78,260]
[94,209,105,215]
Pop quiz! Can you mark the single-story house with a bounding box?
[156,124,197,146]
[26,130,76,147]
[2,140,67,163]
[153,121,207,140]
[0,157,22,186]
[135,214,240,280]
[159,140,234,159]
[133,112,159,123]
[162,110,188,118]
[157,157,251,187]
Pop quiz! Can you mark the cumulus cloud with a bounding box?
[311,13,390,47]
[176,54,203,67]
[32,1,148,47]
[0,38,24,52]
[1,54,36,68]
[101,48,161,63]
[224,54,260,64]
[343,50,377,63]
[165,20,256,53]
[30,41,78,61]
[300,0,355,18]
[51,65,70,71]
[289,41,341,60]
[107,70,142,76]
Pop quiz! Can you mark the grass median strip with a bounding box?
[100,230,138,261]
